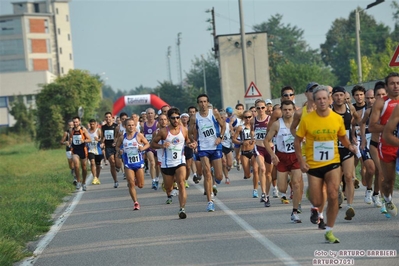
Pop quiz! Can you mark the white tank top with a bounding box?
[221,122,232,148]
[196,109,219,151]
[275,118,295,153]
[160,127,186,168]
[87,128,99,155]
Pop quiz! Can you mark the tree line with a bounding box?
[7,4,399,149]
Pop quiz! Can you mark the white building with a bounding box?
[0,0,73,127]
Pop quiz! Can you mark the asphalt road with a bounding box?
[18,164,398,266]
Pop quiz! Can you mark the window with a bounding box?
[58,28,60,35]
[60,47,62,54]
[66,15,69,22]
[0,59,26,72]
[34,3,40,13]
[0,97,7,108]
[61,67,64,74]
[67,34,70,41]
[0,39,24,55]
[0,19,22,36]
[26,95,34,105]
[69,53,72,60]
[56,8,58,14]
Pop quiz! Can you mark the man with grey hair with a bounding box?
[294,85,358,244]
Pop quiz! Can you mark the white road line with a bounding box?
[196,183,300,266]
[19,175,93,266]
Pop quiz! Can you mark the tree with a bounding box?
[272,63,338,97]
[321,8,392,85]
[36,69,102,149]
[153,81,200,112]
[8,96,36,138]
[185,54,221,108]
[253,14,324,95]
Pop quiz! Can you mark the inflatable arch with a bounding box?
[113,94,169,116]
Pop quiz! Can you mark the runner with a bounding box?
[265,100,303,223]
[60,120,76,184]
[369,72,399,217]
[101,112,119,188]
[69,116,92,191]
[115,118,149,211]
[219,109,234,185]
[294,85,358,243]
[189,94,225,212]
[87,119,103,185]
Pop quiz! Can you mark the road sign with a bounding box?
[389,44,399,67]
[244,81,262,98]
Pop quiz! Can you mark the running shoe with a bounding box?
[193,174,199,184]
[318,218,326,230]
[264,196,271,207]
[92,177,98,185]
[380,200,388,214]
[155,179,159,189]
[185,181,189,188]
[215,178,221,185]
[310,207,319,224]
[173,182,178,190]
[272,187,279,198]
[354,177,360,189]
[151,180,157,190]
[297,203,302,213]
[225,178,230,185]
[237,164,241,171]
[207,201,215,212]
[325,231,340,244]
[253,189,259,198]
[233,160,237,167]
[166,197,172,204]
[344,206,355,220]
[73,178,77,185]
[260,193,266,203]
[281,196,290,204]
[115,167,121,173]
[171,189,178,196]
[372,195,382,207]
[123,173,126,180]
[133,201,140,210]
[70,169,74,175]
[364,190,373,204]
[76,182,81,190]
[114,182,119,188]
[243,176,250,179]
[95,178,101,185]
[178,208,187,219]
[386,201,398,217]
[82,184,87,191]
[291,213,302,223]
[213,185,218,196]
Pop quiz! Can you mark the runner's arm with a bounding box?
[382,105,399,147]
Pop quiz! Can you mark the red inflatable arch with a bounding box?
[113,94,169,116]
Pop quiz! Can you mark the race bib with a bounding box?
[313,141,334,162]
[254,128,266,140]
[104,130,114,140]
[201,127,215,138]
[127,149,139,164]
[88,141,98,154]
[145,134,153,142]
[282,135,295,153]
[73,135,82,145]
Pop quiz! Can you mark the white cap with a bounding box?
[180,113,189,118]
[265,99,272,105]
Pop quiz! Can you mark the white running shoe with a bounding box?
[272,187,279,198]
[364,190,372,204]
[372,195,382,207]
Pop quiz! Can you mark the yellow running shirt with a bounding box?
[296,110,346,169]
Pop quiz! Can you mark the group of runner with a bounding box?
[60,72,399,243]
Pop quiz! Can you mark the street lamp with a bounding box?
[355,0,384,83]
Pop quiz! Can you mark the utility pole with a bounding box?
[206,7,217,58]
[238,0,248,94]
[176,33,183,88]
[355,0,385,84]
[201,55,207,94]
[166,46,172,83]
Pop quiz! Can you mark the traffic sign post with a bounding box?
[244,81,262,104]
[389,44,399,67]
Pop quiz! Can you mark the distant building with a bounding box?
[0,0,73,127]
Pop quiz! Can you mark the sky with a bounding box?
[0,0,396,92]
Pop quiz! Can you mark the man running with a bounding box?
[151,108,195,219]
[101,112,120,188]
[87,119,103,185]
[294,85,357,243]
[189,94,225,212]
[60,120,75,184]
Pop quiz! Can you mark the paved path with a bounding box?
[19,165,398,266]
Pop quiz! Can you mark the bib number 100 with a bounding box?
[202,128,214,138]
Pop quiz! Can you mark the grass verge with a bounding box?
[0,136,74,266]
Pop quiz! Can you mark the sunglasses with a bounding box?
[256,106,266,110]
[283,93,295,97]
[244,116,252,119]
[170,116,180,120]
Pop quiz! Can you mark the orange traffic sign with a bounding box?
[244,81,262,98]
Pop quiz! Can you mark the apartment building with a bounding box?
[0,0,73,127]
